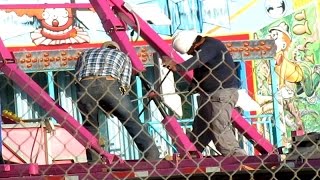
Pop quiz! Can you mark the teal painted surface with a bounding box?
[269,59,282,147]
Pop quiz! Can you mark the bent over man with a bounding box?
[75,41,160,162]
[163,30,246,157]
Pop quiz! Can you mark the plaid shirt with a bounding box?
[75,48,132,88]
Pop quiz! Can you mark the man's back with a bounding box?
[75,48,132,88]
[193,37,240,92]
[75,42,160,162]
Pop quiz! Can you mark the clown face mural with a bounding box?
[5,7,90,46]
[30,8,89,45]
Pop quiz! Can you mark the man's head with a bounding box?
[172,30,199,54]
[101,41,120,50]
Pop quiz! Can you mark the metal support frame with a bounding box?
[87,0,276,155]
[0,38,121,164]
[138,72,202,158]
[0,0,277,171]
[0,154,281,179]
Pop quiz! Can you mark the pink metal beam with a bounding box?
[89,0,145,72]
[162,116,202,158]
[0,38,121,164]
[96,0,193,80]
[232,110,275,154]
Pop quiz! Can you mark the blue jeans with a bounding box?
[76,78,159,160]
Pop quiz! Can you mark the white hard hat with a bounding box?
[172,30,199,54]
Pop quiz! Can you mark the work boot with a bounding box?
[143,145,161,161]
[0,154,4,164]
[86,149,102,164]
[232,148,247,157]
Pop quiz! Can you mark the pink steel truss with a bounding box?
[87,0,275,155]
[0,39,122,164]
[0,0,276,172]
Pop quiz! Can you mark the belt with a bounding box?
[81,75,116,81]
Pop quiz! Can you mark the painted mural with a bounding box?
[0,0,232,47]
[6,8,90,45]
[0,6,98,46]
[254,2,320,138]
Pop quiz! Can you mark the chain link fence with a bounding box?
[1,40,320,180]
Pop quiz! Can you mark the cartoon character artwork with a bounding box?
[6,8,90,46]
[268,22,305,131]
[268,22,304,89]
[266,19,320,131]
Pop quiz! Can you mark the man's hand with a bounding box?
[162,56,177,71]
[119,86,129,95]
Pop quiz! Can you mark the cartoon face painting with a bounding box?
[269,29,286,53]
[30,8,89,45]
[268,22,291,53]
[6,8,90,46]
[265,0,287,19]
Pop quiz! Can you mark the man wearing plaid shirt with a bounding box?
[75,41,160,162]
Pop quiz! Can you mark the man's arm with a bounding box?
[74,51,87,79]
[119,55,132,91]
[162,40,220,72]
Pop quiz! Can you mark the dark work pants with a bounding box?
[188,88,246,156]
[76,78,159,161]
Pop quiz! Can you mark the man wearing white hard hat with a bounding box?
[163,30,246,157]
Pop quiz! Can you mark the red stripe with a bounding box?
[180,167,206,174]
[44,176,65,180]
[111,171,136,179]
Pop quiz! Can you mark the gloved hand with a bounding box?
[162,56,177,71]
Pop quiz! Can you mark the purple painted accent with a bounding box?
[232,109,274,153]
[162,116,202,158]
[291,130,305,136]
[0,38,121,164]
[28,163,39,175]
[3,165,10,172]
[295,159,320,168]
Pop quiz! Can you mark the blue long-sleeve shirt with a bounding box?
[176,37,240,92]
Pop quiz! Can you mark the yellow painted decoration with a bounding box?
[293,0,313,10]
